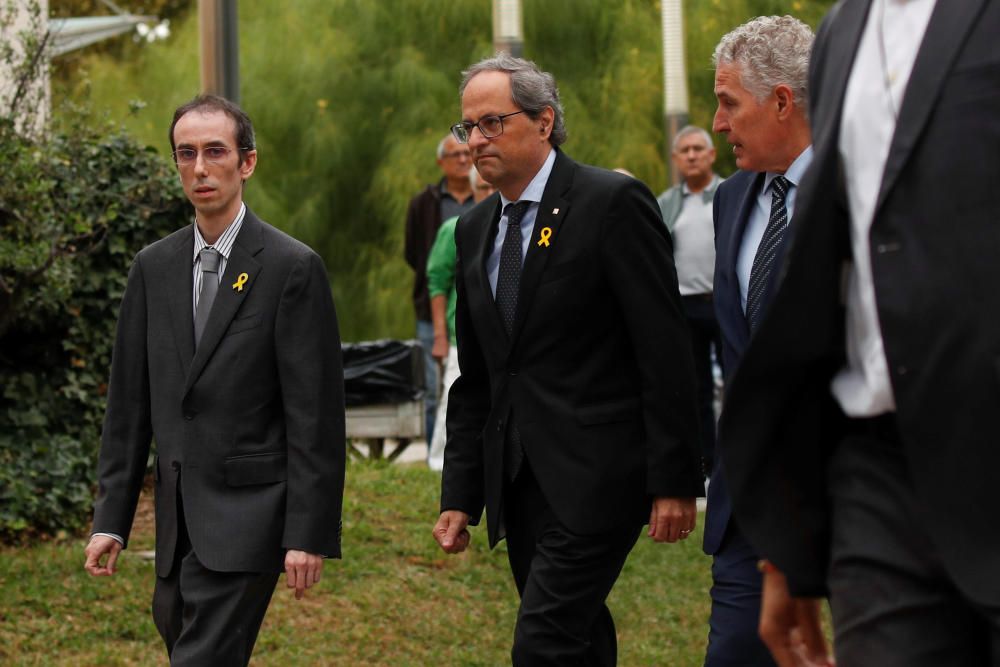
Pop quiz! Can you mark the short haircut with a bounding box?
[671,125,714,152]
[168,94,256,164]
[436,134,453,159]
[460,53,567,147]
[712,15,814,116]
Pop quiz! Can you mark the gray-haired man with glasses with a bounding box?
[84,94,345,665]
[433,54,702,666]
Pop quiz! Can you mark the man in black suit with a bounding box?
[706,16,814,667]
[84,95,345,666]
[719,2,1000,665]
[431,54,703,665]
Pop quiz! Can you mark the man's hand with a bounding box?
[431,334,449,362]
[84,535,123,577]
[759,564,833,667]
[433,510,471,554]
[648,496,696,543]
[285,550,323,600]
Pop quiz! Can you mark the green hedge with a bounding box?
[0,111,190,540]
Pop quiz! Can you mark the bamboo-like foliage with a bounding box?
[58,0,833,341]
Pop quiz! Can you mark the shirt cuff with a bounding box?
[92,532,125,546]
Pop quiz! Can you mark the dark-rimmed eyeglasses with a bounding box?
[451,110,526,144]
[172,146,252,166]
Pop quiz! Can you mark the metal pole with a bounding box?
[492,0,523,57]
[218,0,239,103]
[198,0,217,94]
[199,0,239,102]
[661,0,689,186]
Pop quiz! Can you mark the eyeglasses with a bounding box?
[440,150,471,160]
[451,110,526,144]
[172,146,251,166]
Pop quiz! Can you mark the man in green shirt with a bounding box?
[426,167,495,470]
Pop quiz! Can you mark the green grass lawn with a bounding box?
[0,461,713,665]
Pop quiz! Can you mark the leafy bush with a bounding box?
[0,112,190,541]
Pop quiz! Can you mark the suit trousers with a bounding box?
[504,463,641,666]
[705,520,775,667]
[152,492,279,666]
[827,420,1000,666]
[681,294,721,475]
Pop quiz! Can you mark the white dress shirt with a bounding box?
[830,0,937,417]
[487,148,556,297]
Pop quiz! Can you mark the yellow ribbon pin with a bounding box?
[537,227,553,248]
[232,272,249,292]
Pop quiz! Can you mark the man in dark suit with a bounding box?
[718,2,1000,665]
[706,16,814,667]
[83,95,345,666]
[431,54,703,666]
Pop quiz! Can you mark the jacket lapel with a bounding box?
[183,211,264,395]
[875,0,986,215]
[473,197,508,346]
[725,172,764,344]
[165,225,196,372]
[510,153,574,346]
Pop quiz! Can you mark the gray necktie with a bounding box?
[746,175,790,333]
[194,248,221,347]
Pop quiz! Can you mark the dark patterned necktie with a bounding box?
[194,248,220,347]
[496,201,529,336]
[496,201,529,480]
[746,175,790,333]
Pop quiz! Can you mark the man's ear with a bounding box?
[774,84,795,120]
[538,106,555,140]
[240,149,258,181]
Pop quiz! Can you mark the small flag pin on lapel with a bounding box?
[552,208,560,215]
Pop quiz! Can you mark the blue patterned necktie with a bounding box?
[496,201,529,336]
[746,175,790,333]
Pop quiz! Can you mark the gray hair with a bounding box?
[671,125,714,152]
[460,53,567,147]
[436,134,452,159]
[712,15,813,115]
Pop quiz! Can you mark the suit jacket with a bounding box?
[93,208,346,578]
[440,149,703,547]
[719,0,1000,599]
[704,170,792,555]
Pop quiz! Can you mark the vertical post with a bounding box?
[492,0,523,57]
[661,0,689,186]
[199,0,239,102]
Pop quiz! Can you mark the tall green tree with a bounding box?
[59,0,834,341]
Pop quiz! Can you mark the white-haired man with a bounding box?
[708,15,814,667]
[720,1,1000,665]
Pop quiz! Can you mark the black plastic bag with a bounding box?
[342,339,425,406]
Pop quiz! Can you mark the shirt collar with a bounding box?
[499,147,556,210]
[193,202,246,264]
[762,145,813,194]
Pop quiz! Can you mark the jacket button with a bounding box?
[171,461,181,471]
[497,419,503,432]
[184,413,194,421]
[508,369,518,376]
